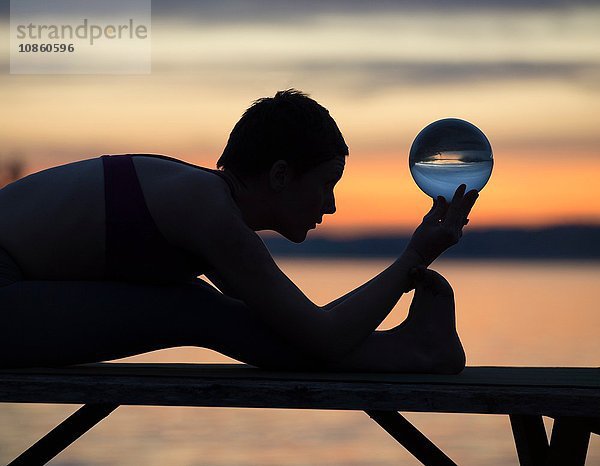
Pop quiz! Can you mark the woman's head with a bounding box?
[217,89,348,177]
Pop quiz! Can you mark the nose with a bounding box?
[323,193,336,215]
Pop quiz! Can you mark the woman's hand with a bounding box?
[406,184,479,267]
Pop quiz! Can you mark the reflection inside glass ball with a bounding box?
[409,118,493,200]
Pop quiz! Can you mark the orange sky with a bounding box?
[1,5,599,234]
[326,147,599,235]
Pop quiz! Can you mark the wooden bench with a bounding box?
[1,364,599,465]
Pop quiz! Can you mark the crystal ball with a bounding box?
[409,118,493,200]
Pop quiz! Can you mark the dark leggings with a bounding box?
[0,276,324,369]
[0,243,313,368]
[0,248,456,372]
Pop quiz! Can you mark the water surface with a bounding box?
[1,259,598,465]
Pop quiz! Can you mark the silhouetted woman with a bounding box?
[0,89,478,372]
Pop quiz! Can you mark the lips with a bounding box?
[309,218,323,230]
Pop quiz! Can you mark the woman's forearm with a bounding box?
[321,248,423,360]
[322,274,378,311]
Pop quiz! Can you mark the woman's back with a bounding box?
[0,155,227,281]
[0,157,106,279]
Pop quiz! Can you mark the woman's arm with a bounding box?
[321,253,419,312]
[322,278,375,311]
[176,181,477,364]
[322,185,478,312]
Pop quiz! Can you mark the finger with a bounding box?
[424,196,448,224]
[434,195,449,222]
[460,189,479,218]
[453,190,478,228]
[451,184,467,204]
[445,185,466,225]
[409,266,426,280]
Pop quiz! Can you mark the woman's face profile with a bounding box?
[277,154,346,243]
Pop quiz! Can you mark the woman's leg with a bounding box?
[0,270,464,373]
[0,277,324,368]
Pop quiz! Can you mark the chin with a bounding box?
[282,228,309,243]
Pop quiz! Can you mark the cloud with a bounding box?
[146,58,600,92]
[327,60,600,90]
[2,1,598,92]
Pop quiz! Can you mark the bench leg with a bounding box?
[510,414,549,466]
[585,417,600,436]
[365,410,457,466]
[545,416,591,466]
[8,403,119,466]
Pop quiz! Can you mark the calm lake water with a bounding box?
[1,259,599,465]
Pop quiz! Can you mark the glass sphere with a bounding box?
[409,118,493,200]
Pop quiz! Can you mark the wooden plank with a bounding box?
[546,417,591,466]
[366,411,457,466]
[509,415,548,466]
[3,364,599,388]
[7,403,118,466]
[0,366,599,417]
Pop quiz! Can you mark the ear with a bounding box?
[268,160,292,192]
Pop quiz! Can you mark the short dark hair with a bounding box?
[217,89,348,176]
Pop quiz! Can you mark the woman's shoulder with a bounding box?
[131,154,241,243]
[130,153,214,174]
[131,153,232,199]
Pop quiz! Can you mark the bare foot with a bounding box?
[317,268,465,374]
[391,267,466,374]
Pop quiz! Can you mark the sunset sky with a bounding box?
[1,0,599,235]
